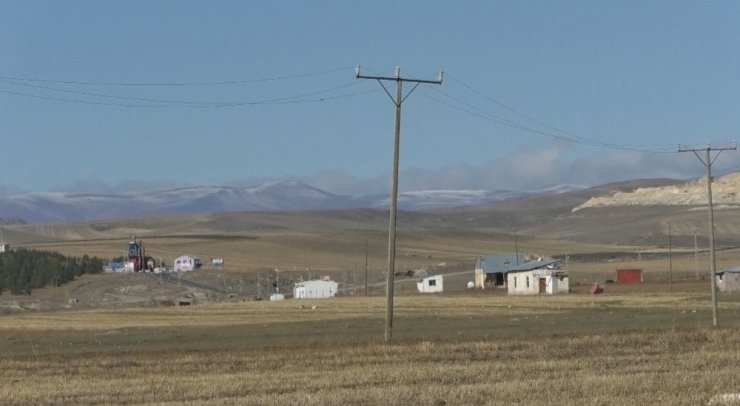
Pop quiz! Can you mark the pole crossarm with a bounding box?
[355,65,442,342]
[678,142,737,327]
[679,143,737,159]
[356,66,443,106]
[355,68,444,85]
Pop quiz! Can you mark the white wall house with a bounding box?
[293,280,338,299]
[174,255,198,272]
[717,267,740,293]
[506,259,569,295]
[417,275,444,293]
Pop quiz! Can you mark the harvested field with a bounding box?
[3,202,740,404]
[2,294,740,404]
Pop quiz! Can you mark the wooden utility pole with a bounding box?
[356,65,443,342]
[694,231,699,280]
[668,220,673,292]
[679,143,737,327]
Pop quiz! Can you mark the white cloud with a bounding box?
[55,179,183,194]
[309,145,721,194]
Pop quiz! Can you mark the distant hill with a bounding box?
[5,176,739,247]
[0,217,26,225]
[0,180,586,224]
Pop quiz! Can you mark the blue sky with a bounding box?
[1,1,739,195]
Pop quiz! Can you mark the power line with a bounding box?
[431,74,677,153]
[0,81,376,108]
[0,65,354,86]
[420,88,675,153]
[448,73,595,141]
[447,74,672,149]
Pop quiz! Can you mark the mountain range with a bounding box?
[5,175,740,247]
[0,181,586,224]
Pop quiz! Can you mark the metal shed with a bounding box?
[617,268,643,284]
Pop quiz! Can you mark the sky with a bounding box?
[2,1,740,196]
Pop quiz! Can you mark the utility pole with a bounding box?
[694,231,699,280]
[668,220,673,292]
[365,239,369,296]
[514,229,520,265]
[257,272,262,299]
[353,266,357,295]
[679,143,737,327]
[356,65,443,342]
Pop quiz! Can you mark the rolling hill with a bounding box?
[0,180,581,224]
[4,174,740,248]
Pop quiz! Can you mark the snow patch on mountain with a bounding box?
[0,180,594,223]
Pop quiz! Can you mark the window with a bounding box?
[514,277,517,288]
[526,276,530,288]
[428,279,436,287]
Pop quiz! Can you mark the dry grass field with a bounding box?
[3,294,740,404]
[3,205,740,404]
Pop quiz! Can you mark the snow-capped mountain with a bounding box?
[375,189,527,210]
[0,181,584,223]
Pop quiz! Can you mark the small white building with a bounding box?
[174,255,199,272]
[293,280,338,299]
[717,267,740,293]
[123,261,136,272]
[0,243,9,253]
[506,259,569,295]
[417,275,444,293]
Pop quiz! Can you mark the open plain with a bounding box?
[2,293,740,405]
[3,183,740,404]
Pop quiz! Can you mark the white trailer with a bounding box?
[293,280,338,299]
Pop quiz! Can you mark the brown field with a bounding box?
[3,293,740,405]
[3,206,740,404]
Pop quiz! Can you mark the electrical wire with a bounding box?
[420,89,676,153]
[0,65,355,86]
[424,75,678,153]
[0,65,377,108]
[0,65,716,155]
[0,85,378,108]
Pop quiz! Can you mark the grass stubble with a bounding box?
[2,294,740,405]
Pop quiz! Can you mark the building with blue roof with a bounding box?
[474,254,524,289]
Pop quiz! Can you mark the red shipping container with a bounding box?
[617,268,643,284]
